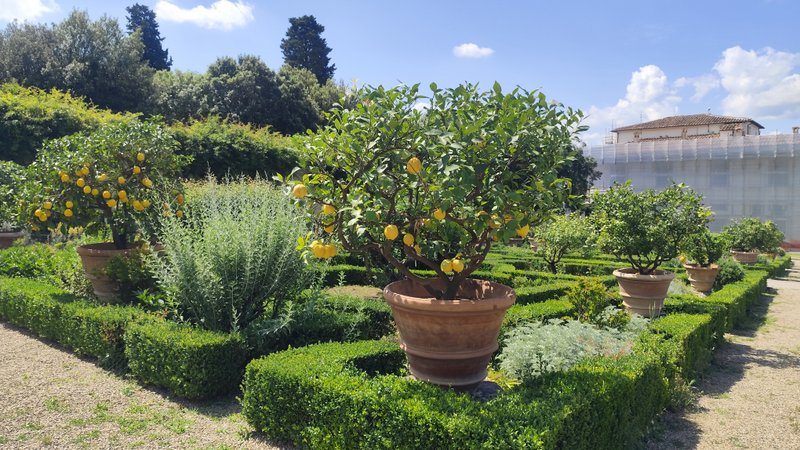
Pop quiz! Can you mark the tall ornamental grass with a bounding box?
[150,177,310,333]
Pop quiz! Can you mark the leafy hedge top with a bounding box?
[287,83,585,299]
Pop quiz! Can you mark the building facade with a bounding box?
[584,134,800,246]
[611,114,763,144]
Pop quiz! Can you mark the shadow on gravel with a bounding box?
[639,291,800,449]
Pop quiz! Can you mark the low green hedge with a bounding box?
[515,282,575,305]
[0,277,148,368]
[244,294,394,358]
[124,321,248,400]
[646,313,716,380]
[241,339,668,449]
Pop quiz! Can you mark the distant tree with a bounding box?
[148,70,210,121]
[280,15,335,84]
[126,3,172,71]
[0,10,154,112]
[558,144,601,210]
[206,55,281,127]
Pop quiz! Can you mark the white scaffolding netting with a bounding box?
[585,134,800,163]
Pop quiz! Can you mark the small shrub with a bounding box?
[714,257,745,290]
[722,217,785,253]
[682,229,724,266]
[535,214,596,273]
[149,177,311,332]
[498,317,647,382]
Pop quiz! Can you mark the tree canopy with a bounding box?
[280,15,335,84]
[126,3,172,71]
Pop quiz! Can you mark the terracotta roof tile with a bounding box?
[612,114,764,132]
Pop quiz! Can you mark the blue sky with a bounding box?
[3,0,800,143]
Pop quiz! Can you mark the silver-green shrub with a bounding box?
[149,177,310,333]
[498,316,648,382]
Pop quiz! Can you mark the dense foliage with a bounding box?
[535,214,595,273]
[713,256,746,290]
[591,183,711,274]
[682,229,724,266]
[148,178,310,332]
[290,83,584,299]
[280,15,336,84]
[0,160,25,229]
[26,120,185,249]
[0,11,154,112]
[722,217,784,253]
[0,83,133,164]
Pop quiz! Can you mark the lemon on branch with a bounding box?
[403,233,414,246]
[516,224,530,238]
[406,156,422,175]
[292,184,308,198]
[451,258,465,273]
[433,209,446,221]
[440,259,453,273]
[384,224,399,240]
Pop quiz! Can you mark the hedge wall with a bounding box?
[0,277,148,368]
[124,321,248,400]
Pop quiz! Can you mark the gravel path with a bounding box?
[645,269,800,449]
[0,323,289,450]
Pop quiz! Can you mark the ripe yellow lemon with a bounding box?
[451,258,465,273]
[91,188,99,196]
[406,157,422,174]
[83,186,91,194]
[142,178,153,188]
[102,191,111,199]
[34,209,43,218]
[142,199,151,208]
[384,224,399,240]
[132,200,143,211]
[516,224,530,238]
[322,204,336,215]
[176,210,184,218]
[403,233,414,246]
[414,244,422,255]
[433,209,446,221]
[440,259,453,273]
[107,199,117,208]
[325,244,337,258]
[81,166,90,176]
[43,201,52,210]
[38,214,47,222]
[64,209,73,218]
[96,174,108,182]
[133,165,141,174]
[60,174,69,183]
[292,184,308,198]
[118,176,126,185]
[76,178,85,188]
[118,190,127,200]
[65,201,73,208]
[324,224,334,233]
[137,152,145,162]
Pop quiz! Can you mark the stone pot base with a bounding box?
[730,250,758,265]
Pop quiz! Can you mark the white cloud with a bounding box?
[453,43,494,59]
[675,74,720,102]
[584,65,681,143]
[154,0,254,31]
[714,46,800,119]
[0,0,58,22]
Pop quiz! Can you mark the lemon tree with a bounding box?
[26,120,187,249]
[283,83,585,299]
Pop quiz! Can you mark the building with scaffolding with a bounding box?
[585,115,800,245]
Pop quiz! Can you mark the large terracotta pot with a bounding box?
[683,263,720,293]
[76,243,143,303]
[613,268,675,318]
[383,278,515,388]
[730,250,758,265]
[0,231,24,249]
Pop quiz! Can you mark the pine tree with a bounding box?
[280,15,335,84]
[126,3,172,71]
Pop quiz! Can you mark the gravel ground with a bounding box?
[644,270,800,449]
[0,323,291,450]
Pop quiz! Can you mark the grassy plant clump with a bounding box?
[713,256,745,290]
[149,177,311,332]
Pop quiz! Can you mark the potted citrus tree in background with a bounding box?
[722,217,784,264]
[681,229,724,293]
[284,82,584,387]
[591,182,710,317]
[26,120,185,301]
[0,161,26,248]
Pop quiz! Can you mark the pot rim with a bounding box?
[0,230,24,236]
[683,263,720,270]
[730,249,758,254]
[383,278,515,312]
[76,241,151,255]
[613,267,675,281]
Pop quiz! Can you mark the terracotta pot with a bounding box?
[76,243,144,303]
[613,268,675,318]
[730,250,758,265]
[0,231,24,249]
[683,263,720,293]
[383,278,515,388]
[528,237,539,251]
